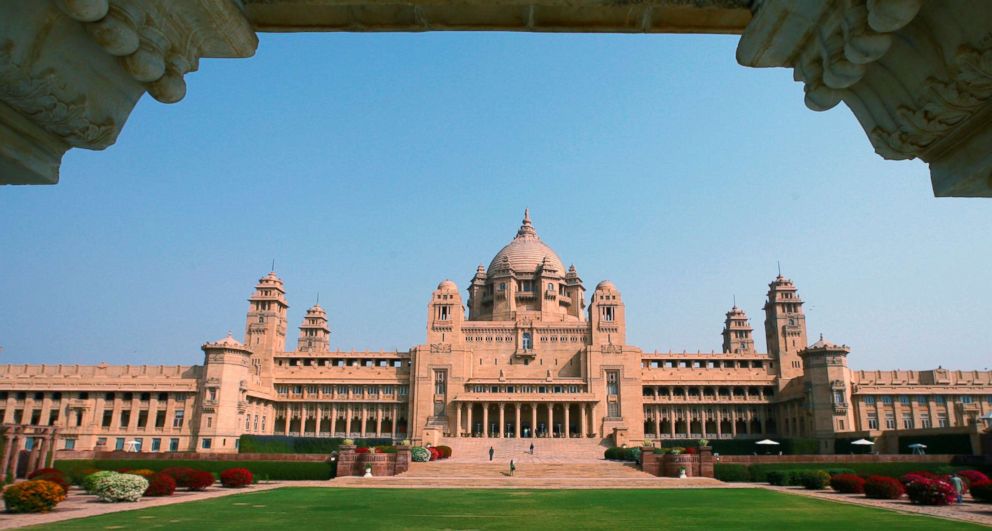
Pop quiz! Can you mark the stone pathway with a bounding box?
[759,484,992,528]
[0,483,285,530]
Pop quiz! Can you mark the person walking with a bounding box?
[510,459,516,477]
[489,446,494,462]
[529,442,535,455]
[950,474,964,504]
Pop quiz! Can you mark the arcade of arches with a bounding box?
[2,1,992,196]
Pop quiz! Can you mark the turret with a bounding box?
[799,335,855,453]
[244,271,289,388]
[427,279,464,344]
[589,280,626,346]
[763,274,808,383]
[196,333,251,453]
[722,305,755,353]
[296,303,330,352]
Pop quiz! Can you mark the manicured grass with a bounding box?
[32,488,983,530]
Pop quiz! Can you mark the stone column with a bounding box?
[315,405,323,436]
[330,405,338,436]
[6,431,21,481]
[654,407,661,439]
[514,403,521,438]
[546,403,554,437]
[0,428,14,483]
[391,405,398,440]
[360,405,368,437]
[283,406,290,435]
[731,409,738,437]
[669,407,676,438]
[716,409,723,438]
[466,403,473,437]
[455,403,462,437]
[39,394,53,425]
[482,403,490,438]
[127,394,140,432]
[376,406,383,438]
[531,404,538,437]
[344,406,352,436]
[337,444,357,477]
[163,395,176,433]
[498,403,505,438]
[564,403,571,438]
[580,403,587,437]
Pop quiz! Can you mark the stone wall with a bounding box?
[334,444,411,476]
[56,450,330,462]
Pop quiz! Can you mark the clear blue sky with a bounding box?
[2,33,990,371]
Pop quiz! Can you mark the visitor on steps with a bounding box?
[510,460,516,476]
[489,446,494,461]
[530,442,534,455]
[951,474,964,503]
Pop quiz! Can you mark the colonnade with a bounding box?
[642,405,775,438]
[451,402,597,438]
[276,403,407,439]
[1,425,57,481]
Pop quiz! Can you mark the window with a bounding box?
[606,371,619,396]
[399,386,408,397]
[261,416,266,431]
[938,416,948,428]
[902,414,914,429]
[833,391,845,405]
[867,413,878,430]
[885,414,896,429]
[434,370,447,395]
[608,402,619,417]
[881,396,893,405]
[917,395,928,405]
[920,414,932,428]
[133,438,143,452]
[864,396,876,405]
[961,395,974,404]
[246,415,251,431]
[151,438,161,451]
[202,438,212,449]
[935,395,946,405]
[63,438,76,450]
[603,306,614,321]
[102,410,112,428]
[173,410,185,428]
[547,282,554,291]
[169,438,179,451]
[115,437,125,450]
[899,395,910,405]
[569,385,578,393]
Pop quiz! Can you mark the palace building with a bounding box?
[2,211,990,455]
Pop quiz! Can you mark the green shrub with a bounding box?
[629,448,642,464]
[746,462,963,483]
[714,464,750,482]
[799,470,831,490]
[57,459,333,481]
[411,447,431,462]
[825,468,856,476]
[239,435,392,454]
[3,479,66,513]
[766,471,788,486]
[83,470,116,494]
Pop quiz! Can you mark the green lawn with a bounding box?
[32,488,983,530]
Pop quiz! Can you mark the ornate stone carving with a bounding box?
[601,344,622,354]
[429,343,452,353]
[0,40,115,148]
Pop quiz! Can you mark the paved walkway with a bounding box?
[759,484,992,528]
[0,484,284,530]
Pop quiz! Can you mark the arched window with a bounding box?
[522,332,533,350]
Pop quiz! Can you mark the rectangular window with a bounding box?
[155,410,166,428]
[833,391,844,405]
[881,396,893,405]
[899,395,910,405]
[935,395,945,405]
[434,370,447,396]
[202,438,212,449]
[137,410,148,428]
[607,402,619,417]
[864,396,876,405]
[115,437,125,450]
[261,416,266,431]
[938,416,948,428]
[569,385,578,393]
[885,415,896,429]
[916,395,928,405]
[603,306,614,321]
[64,439,76,450]
[133,438,143,452]
[102,410,112,427]
[961,395,974,404]
[173,410,185,428]
[151,438,161,451]
[902,414,914,429]
[399,386,408,396]
[120,410,131,427]
[920,414,931,428]
[867,414,879,430]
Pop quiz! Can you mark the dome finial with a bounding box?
[516,209,537,238]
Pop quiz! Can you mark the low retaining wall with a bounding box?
[718,454,959,465]
[55,450,330,462]
[641,446,715,478]
[335,444,411,477]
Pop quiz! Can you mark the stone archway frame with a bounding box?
[1,0,990,197]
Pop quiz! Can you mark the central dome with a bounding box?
[487,210,566,275]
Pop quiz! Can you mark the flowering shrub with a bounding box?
[905,477,956,506]
[92,473,149,502]
[900,471,939,484]
[411,446,431,462]
[185,471,216,491]
[685,447,697,455]
[971,480,992,503]
[829,473,866,494]
[126,469,156,479]
[144,473,176,497]
[428,447,441,461]
[355,447,370,455]
[27,468,69,495]
[799,470,831,490]
[959,470,990,488]
[220,468,253,488]
[83,471,117,494]
[159,467,197,489]
[3,480,66,513]
[374,445,398,454]
[435,445,452,458]
[864,476,904,499]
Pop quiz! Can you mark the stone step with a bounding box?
[433,436,612,463]
[404,462,651,479]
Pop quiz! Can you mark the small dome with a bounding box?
[596,280,616,290]
[810,334,840,349]
[206,332,245,349]
[306,304,326,314]
[437,279,458,291]
[487,210,566,275]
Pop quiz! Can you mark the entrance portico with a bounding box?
[452,400,598,439]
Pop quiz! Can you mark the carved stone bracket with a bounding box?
[738,0,992,197]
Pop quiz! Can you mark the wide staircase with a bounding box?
[330,437,724,488]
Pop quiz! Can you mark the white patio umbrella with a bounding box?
[850,439,874,445]
[755,439,780,445]
[908,443,927,455]
[907,443,927,448]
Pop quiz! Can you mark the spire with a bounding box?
[516,208,537,239]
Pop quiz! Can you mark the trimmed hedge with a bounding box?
[745,462,961,483]
[830,473,866,494]
[865,476,905,499]
[713,464,750,482]
[655,438,819,456]
[56,459,333,482]
[798,470,831,490]
[239,435,392,454]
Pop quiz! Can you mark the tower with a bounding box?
[426,279,464,345]
[296,303,330,352]
[589,280,626,346]
[722,305,755,353]
[763,274,808,383]
[798,335,855,453]
[244,271,289,388]
[196,333,252,453]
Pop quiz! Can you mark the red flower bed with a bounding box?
[159,467,198,489]
[685,447,697,455]
[355,447,370,454]
[971,480,992,503]
[26,469,69,496]
[428,447,441,461]
[900,471,939,484]
[959,470,990,488]
[144,472,177,497]
[864,476,904,499]
[829,473,866,494]
[905,477,956,506]
[186,470,216,491]
[220,468,254,488]
[435,445,452,459]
